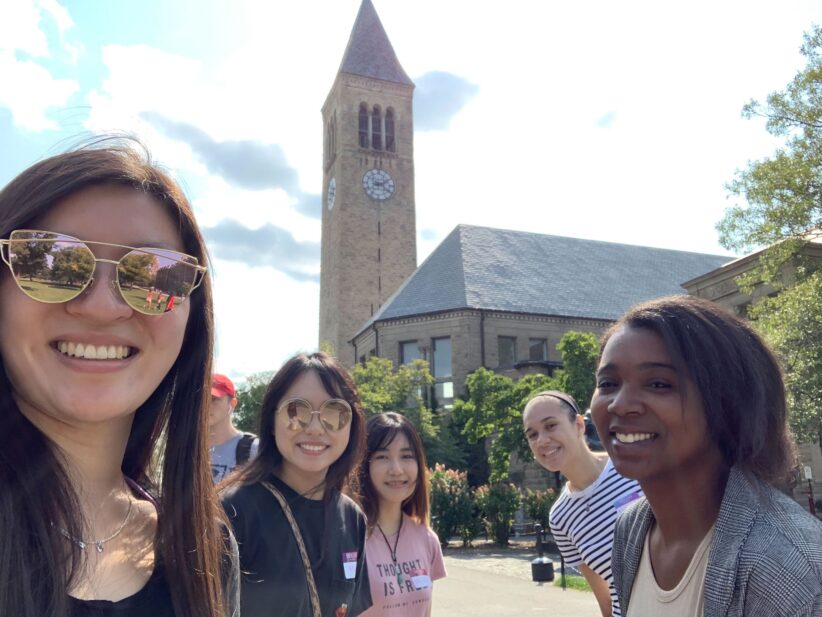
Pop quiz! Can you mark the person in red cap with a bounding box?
[209,373,259,483]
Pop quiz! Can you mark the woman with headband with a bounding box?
[523,390,641,617]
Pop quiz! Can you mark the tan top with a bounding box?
[626,524,715,617]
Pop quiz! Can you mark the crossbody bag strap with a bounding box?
[261,482,322,617]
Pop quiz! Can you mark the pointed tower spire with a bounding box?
[338,0,413,86]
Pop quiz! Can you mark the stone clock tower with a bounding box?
[319,0,417,365]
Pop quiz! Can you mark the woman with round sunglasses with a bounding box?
[0,141,237,617]
[221,352,372,617]
[591,296,821,617]
[356,412,446,617]
[522,391,641,617]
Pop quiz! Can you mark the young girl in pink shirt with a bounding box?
[357,413,446,617]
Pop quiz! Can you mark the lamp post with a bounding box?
[531,524,554,582]
[803,465,816,516]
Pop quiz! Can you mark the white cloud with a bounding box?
[36,0,82,62]
[0,0,79,130]
[0,0,49,57]
[0,53,78,130]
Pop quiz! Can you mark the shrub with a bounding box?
[460,509,484,547]
[429,464,475,547]
[523,488,558,529]
[475,482,522,546]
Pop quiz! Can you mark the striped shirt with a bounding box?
[549,459,642,617]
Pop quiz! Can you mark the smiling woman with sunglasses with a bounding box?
[221,352,372,617]
[0,140,237,617]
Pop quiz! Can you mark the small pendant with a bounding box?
[78,541,86,550]
[96,542,105,553]
[397,572,404,586]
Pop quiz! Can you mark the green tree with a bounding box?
[51,247,95,287]
[353,357,434,428]
[118,253,155,288]
[352,357,463,468]
[719,26,822,279]
[455,368,559,482]
[233,371,274,433]
[556,331,599,408]
[718,26,822,458]
[9,240,51,280]
[748,273,822,454]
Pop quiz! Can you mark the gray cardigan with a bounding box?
[611,466,822,617]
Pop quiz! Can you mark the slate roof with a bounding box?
[357,225,732,335]
[339,0,413,86]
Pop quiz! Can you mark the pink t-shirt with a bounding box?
[361,514,447,617]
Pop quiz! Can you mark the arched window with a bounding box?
[371,105,382,150]
[359,103,369,148]
[331,114,337,159]
[385,108,395,152]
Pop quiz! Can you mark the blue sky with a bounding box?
[1,0,821,379]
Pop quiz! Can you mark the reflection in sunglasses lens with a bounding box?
[5,231,200,315]
[117,250,198,315]
[322,401,350,430]
[284,399,351,431]
[8,236,93,303]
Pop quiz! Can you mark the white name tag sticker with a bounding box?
[411,574,432,589]
[342,551,358,580]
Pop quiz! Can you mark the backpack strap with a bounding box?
[235,433,257,465]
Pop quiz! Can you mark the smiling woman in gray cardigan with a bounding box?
[590,296,821,617]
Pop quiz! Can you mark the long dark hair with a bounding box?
[229,352,366,497]
[0,138,227,617]
[600,295,797,486]
[356,412,431,529]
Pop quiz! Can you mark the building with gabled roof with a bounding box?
[352,224,730,405]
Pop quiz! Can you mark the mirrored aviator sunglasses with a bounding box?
[279,397,353,432]
[0,229,206,316]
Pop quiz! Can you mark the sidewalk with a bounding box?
[434,547,599,616]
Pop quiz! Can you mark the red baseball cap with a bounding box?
[211,374,236,399]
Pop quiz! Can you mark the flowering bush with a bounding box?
[429,464,476,547]
[475,482,522,546]
[523,488,558,529]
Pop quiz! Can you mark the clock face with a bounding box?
[327,177,336,211]
[362,169,395,200]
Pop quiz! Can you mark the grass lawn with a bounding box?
[553,574,592,592]
[17,279,83,302]
[16,279,171,313]
[121,286,167,312]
